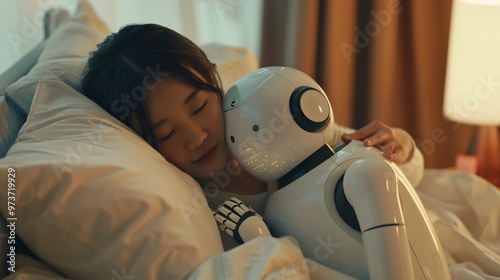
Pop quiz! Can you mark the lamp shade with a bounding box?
[443,0,500,125]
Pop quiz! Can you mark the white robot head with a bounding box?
[222,66,335,182]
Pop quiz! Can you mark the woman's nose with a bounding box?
[186,124,207,150]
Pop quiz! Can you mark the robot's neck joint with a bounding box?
[277,144,335,188]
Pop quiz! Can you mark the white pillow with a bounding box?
[4,0,110,115]
[0,95,25,158]
[0,70,223,279]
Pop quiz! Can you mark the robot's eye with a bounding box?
[252,125,260,132]
[290,86,330,132]
[230,136,235,143]
[231,101,236,107]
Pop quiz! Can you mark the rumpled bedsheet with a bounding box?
[417,169,500,280]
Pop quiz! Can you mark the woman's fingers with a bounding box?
[365,128,396,147]
[380,140,404,162]
[341,121,410,163]
[344,121,381,141]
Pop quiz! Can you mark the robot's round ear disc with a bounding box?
[289,86,330,132]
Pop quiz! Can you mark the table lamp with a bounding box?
[443,0,500,186]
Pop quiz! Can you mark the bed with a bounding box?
[0,1,499,279]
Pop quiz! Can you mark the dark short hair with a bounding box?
[81,24,223,148]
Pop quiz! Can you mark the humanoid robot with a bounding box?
[213,66,451,280]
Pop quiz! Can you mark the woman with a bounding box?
[81,23,423,249]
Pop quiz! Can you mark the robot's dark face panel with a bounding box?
[289,86,331,133]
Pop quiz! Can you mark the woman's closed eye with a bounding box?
[157,98,208,142]
[193,100,207,115]
[158,101,206,141]
[159,130,174,141]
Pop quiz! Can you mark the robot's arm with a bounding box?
[214,198,359,280]
[212,197,271,244]
[343,158,415,280]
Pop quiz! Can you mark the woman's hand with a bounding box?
[341,121,415,164]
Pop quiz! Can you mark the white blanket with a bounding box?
[416,169,500,280]
[3,169,499,279]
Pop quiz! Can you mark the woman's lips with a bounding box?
[194,145,217,164]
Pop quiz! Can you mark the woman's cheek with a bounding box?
[158,143,182,166]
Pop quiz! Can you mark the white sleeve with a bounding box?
[393,135,425,188]
[187,236,310,280]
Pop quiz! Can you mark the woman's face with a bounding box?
[133,77,227,180]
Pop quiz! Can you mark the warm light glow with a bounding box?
[443,0,500,125]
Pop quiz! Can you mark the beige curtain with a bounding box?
[260,0,474,168]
